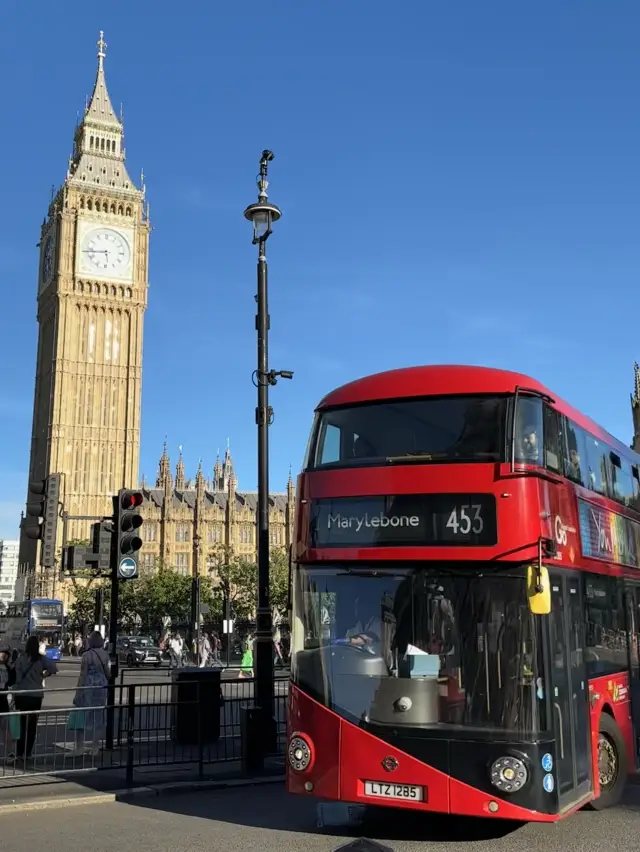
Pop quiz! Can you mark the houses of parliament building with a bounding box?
[16,33,294,607]
[137,443,295,577]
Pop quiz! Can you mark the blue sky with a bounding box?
[1,1,639,539]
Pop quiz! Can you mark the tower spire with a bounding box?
[85,30,120,128]
[175,445,185,490]
[156,441,171,488]
[66,31,139,192]
[97,30,107,69]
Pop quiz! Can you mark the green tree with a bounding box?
[67,582,98,629]
[207,545,290,620]
[67,577,140,633]
[135,565,192,628]
[208,546,257,619]
[269,547,290,617]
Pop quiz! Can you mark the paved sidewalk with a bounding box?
[0,758,285,812]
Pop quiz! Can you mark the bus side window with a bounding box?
[585,575,627,677]
[563,419,586,486]
[542,406,562,473]
[610,451,634,507]
[584,434,609,496]
[632,466,640,511]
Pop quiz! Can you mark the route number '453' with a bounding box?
[446,505,484,535]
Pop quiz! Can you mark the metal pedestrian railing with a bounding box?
[0,673,289,788]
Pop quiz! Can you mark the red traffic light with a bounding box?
[121,490,144,510]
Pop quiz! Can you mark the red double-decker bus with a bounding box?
[286,364,640,822]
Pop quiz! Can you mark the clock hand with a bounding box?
[82,249,108,254]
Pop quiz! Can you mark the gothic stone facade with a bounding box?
[143,446,295,575]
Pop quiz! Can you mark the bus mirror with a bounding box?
[527,564,551,615]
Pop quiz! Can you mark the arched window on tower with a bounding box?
[90,136,94,149]
[100,138,105,151]
[87,198,93,211]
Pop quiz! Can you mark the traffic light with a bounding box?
[23,474,61,569]
[91,519,113,574]
[113,489,144,579]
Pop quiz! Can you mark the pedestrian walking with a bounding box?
[239,634,254,678]
[169,633,183,668]
[69,631,110,755]
[0,646,16,747]
[211,631,222,665]
[9,636,57,761]
[199,633,211,668]
[273,625,284,668]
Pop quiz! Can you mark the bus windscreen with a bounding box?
[311,396,506,468]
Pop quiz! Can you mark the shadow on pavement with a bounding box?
[125,783,526,843]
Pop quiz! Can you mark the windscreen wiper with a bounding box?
[386,452,447,464]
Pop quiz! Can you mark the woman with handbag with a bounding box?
[9,636,57,761]
[69,631,110,755]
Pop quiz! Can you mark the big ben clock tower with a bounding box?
[18,32,150,599]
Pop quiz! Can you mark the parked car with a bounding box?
[117,635,162,667]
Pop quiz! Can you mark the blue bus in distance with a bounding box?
[0,599,64,660]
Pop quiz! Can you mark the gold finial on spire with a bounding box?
[97,30,107,67]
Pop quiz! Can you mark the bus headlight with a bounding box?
[288,735,312,772]
[489,756,528,793]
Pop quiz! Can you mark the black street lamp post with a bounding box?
[244,151,292,753]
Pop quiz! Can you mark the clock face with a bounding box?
[80,227,131,276]
[42,236,54,283]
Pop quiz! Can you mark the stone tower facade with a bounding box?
[18,33,149,598]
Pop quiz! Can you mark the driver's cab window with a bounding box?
[315,422,364,465]
[316,423,340,465]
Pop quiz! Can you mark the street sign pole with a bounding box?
[105,531,119,751]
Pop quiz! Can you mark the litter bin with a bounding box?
[171,667,224,746]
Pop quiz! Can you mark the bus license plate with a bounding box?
[364,781,424,802]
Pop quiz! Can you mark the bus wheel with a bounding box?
[590,712,628,810]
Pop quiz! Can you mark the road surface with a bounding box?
[2,782,640,852]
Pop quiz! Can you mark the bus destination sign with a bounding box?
[309,494,497,548]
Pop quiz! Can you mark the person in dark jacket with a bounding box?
[10,636,57,760]
[0,645,15,746]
